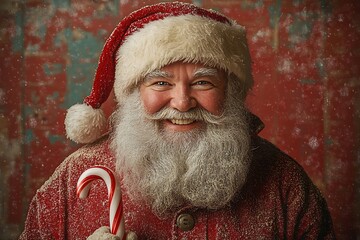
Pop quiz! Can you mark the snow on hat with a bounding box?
[65,1,253,144]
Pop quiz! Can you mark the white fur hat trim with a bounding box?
[114,14,253,102]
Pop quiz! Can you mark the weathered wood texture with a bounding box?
[0,0,359,239]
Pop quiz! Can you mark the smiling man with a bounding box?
[20,2,335,240]
[113,61,251,218]
[140,63,227,130]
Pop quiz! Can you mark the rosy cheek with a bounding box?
[196,93,225,116]
[140,91,168,114]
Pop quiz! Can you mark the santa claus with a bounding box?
[20,2,335,239]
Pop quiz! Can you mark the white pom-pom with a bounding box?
[65,104,107,144]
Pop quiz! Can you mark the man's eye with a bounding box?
[193,80,214,87]
[195,81,209,85]
[192,80,214,90]
[149,81,172,91]
[154,81,169,86]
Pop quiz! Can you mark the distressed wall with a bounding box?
[0,0,359,239]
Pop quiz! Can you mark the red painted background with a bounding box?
[0,0,359,239]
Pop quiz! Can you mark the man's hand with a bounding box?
[87,226,138,240]
[87,226,120,240]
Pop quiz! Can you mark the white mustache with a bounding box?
[145,107,224,125]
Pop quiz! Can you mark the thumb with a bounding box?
[87,226,120,240]
[126,231,138,240]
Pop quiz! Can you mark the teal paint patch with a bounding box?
[25,44,40,54]
[48,134,64,144]
[51,0,70,9]
[94,1,119,18]
[24,129,35,144]
[61,28,104,109]
[320,0,332,16]
[97,29,108,39]
[288,12,318,45]
[23,105,34,119]
[192,0,202,6]
[241,0,264,9]
[31,92,40,104]
[25,8,54,44]
[54,28,71,47]
[12,9,24,52]
[113,0,119,15]
[300,79,317,85]
[268,0,282,28]
[47,92,60,101]
[315,59,326,78]
[36,20,47,40]
[325,137,333,146]
[292,0,304,6]
[43,63,63,76]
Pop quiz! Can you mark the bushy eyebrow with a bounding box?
[143,67,219,83]
[144,69,173,81]
[193,68,219,78]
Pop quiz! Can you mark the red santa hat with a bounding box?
[65,1,253,144]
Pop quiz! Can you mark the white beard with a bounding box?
[110,79,251,216]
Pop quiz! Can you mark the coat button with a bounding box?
[176,213,195,231]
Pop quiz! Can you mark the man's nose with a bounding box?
[170,85,197,112]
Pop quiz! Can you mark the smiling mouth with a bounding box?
[170,119,195,125]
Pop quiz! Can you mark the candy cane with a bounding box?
[76,166,126,240]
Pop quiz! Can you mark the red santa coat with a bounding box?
[20,133,335,239]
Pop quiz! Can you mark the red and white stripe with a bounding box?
[76,166,125,240]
